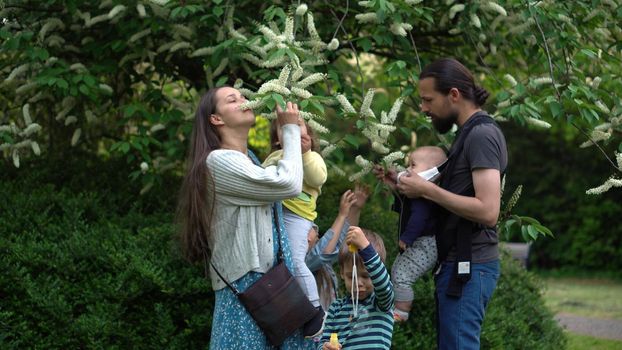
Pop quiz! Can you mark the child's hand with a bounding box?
[338,190,356,216]
[372,164,398,190]
[352,184,370,210]
[399,240,407,251]
[322,342,341,350]
[301,133,312,153]
[276,102,299,126]
[346,226,370,251]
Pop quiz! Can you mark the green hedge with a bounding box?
[1,156,565,349]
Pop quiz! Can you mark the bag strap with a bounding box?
[207,250,241,295]
[208,203,283,294]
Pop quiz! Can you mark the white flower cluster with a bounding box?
[504,74,518,87]
[586,150,622,194]
[580,130,611,148]
[339,90,405,180]
[235,8,333,152]
[349,155,374,181]
[0,102,44,167]
[525,117,551,129]
[481,1,508,17]
[586,176,622,195]
[532,76,553,86]
[389,22,413,37]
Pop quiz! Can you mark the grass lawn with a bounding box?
[540,274,622,349]
[566,332,622,350]
[541,276,622,320]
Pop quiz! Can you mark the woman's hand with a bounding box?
[276,102,299,126]
[346,226,370,251]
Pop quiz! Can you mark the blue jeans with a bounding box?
[435,260,500,350]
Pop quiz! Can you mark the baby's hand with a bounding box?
[301,133,312,153]
[346,226,370,251]
[372,164,397,190]
[399,240,407,251]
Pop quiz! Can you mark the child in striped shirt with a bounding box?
[320,227,395,350]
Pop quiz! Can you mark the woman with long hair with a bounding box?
[176,86,306,349]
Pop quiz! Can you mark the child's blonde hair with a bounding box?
[338,229,386,271]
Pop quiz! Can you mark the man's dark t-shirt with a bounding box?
[444,114,508,263]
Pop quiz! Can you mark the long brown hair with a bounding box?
[176,87,223,263]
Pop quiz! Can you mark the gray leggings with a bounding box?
[391,235,437,302]
[282,208,320,307]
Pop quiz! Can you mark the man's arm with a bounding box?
[397,168,501,227]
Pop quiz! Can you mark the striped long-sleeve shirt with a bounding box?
[319,245,395,349]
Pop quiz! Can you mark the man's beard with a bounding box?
[431,110,459,134]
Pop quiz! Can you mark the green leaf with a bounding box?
[213,6,224,17]
[56,79,68,89]
[497,91,510,101]
[515,84,527,97]
[533,223,553,237]
[215,76,228,87]
[520,225,530,242]
[310,100,324,114]
[400,86,414,98]
[400,126,410,138]
[549,101,563,118]
[520,216,540,225]
[271,93,286,109]
[580,49,597,58]
[356,120,365,129]
[268,48,286,61]
[264,95,276,110]
[78,84,89,95]
[83,75,96,87]
[344,134,360,148]
[358,38,372,52]
[527,225,539,240]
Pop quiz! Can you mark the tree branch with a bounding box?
[328,6,365,93]
[527,1,621,174]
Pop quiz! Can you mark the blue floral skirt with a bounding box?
[209,203,305,349]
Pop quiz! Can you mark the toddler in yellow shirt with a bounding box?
[263,118,327,336]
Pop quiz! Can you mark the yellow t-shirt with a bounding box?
[263,150,327,221]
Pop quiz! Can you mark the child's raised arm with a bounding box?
[347,184,369,226]
[322,190,356,254]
